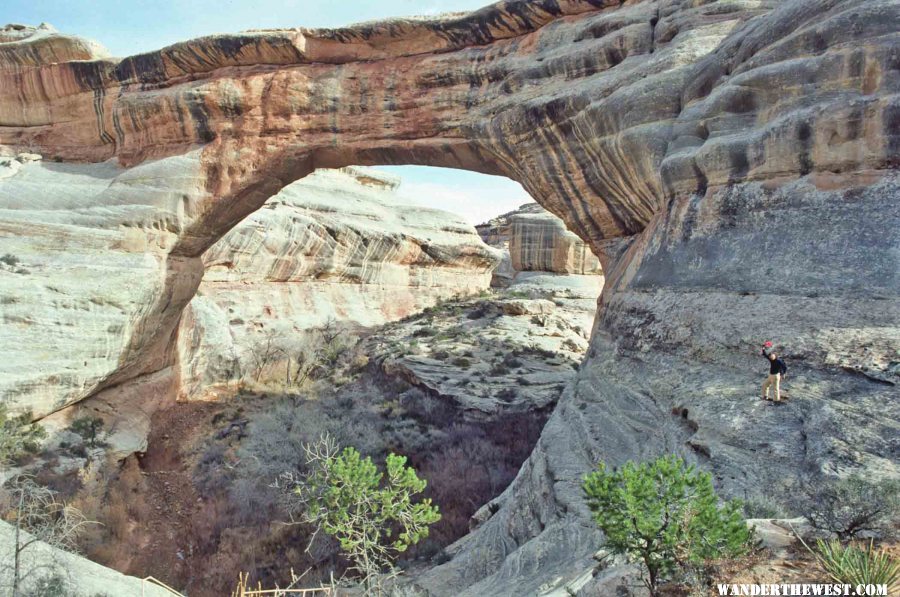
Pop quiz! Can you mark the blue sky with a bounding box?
[5,0,534,223]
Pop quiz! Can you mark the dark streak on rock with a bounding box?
[187,96,215,144]
[111,87,127,148]
[883,103,900,160]
[692,162,708,197]
[114,52,168,86]
[69,60,108,91]
[797,121,813,176]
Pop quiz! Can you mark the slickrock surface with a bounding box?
[0,521,172,596]
[1,0,898,594]
[370,281,599,418]
[421,174,900,596]
[0,151,205,418]
[176,167,500,400]
[0,22,109,66]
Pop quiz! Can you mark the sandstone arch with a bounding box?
[1,0,898,593]
[3,0,895,413]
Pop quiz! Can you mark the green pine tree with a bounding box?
[582,454,753,595]
[293,439,440,595]
[68,415,105,448]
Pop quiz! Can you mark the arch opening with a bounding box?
[79,163,607,594]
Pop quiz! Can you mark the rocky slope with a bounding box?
[176,166,499,400]
[0,0,898,595]
[372,285,598,418]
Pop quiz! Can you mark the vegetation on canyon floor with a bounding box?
[0,294,552,595]
[277,434,441,595]
[0,405,46,468]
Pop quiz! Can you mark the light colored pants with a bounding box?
[762,373,781,401]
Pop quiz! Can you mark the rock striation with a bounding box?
[477,202,603,287]
[0,0,898,595]
[176,166,500,400]
[0,150,204,418]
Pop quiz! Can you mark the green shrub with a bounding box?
[742,496,787,520]
[809,539,900,594]
[495,388,517,402]
[489,362,510,376]
[502,353,524,368]
[0,404,46,465]
[286,438,440,594]
[0,253,20,267]
[68,415,105,448]
[583,455,753,595]
[412,326,438,338]
[450,357,471,369]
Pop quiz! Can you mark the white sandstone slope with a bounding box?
[176,167,502,400]
[0,151,207,418]
[0,521,173,596]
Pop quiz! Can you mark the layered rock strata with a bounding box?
[0,0,898,595]
[176,167,500,400]
[477,202,603,287]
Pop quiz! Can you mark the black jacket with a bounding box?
[762,349,787,375]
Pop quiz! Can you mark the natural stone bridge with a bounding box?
[1,0,898,594]
[5,0,893,252]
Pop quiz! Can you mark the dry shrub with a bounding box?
[33,462,83,499]
[105,491,130,540]
[72,456,151,566]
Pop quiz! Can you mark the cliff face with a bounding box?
[422,173,900,597]
[477,203,603,286]
[509,211,602,275]
[0,0,898,594]
[0,151,204,418]
[176,167,499,400]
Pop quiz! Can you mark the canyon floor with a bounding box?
[8,281,888,596]
[22,283,595,595]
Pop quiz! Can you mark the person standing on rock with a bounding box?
[761,342,787,402]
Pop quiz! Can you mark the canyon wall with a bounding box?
[0,0,898,594]
[176,166,499,400]
[0,150,205,418]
